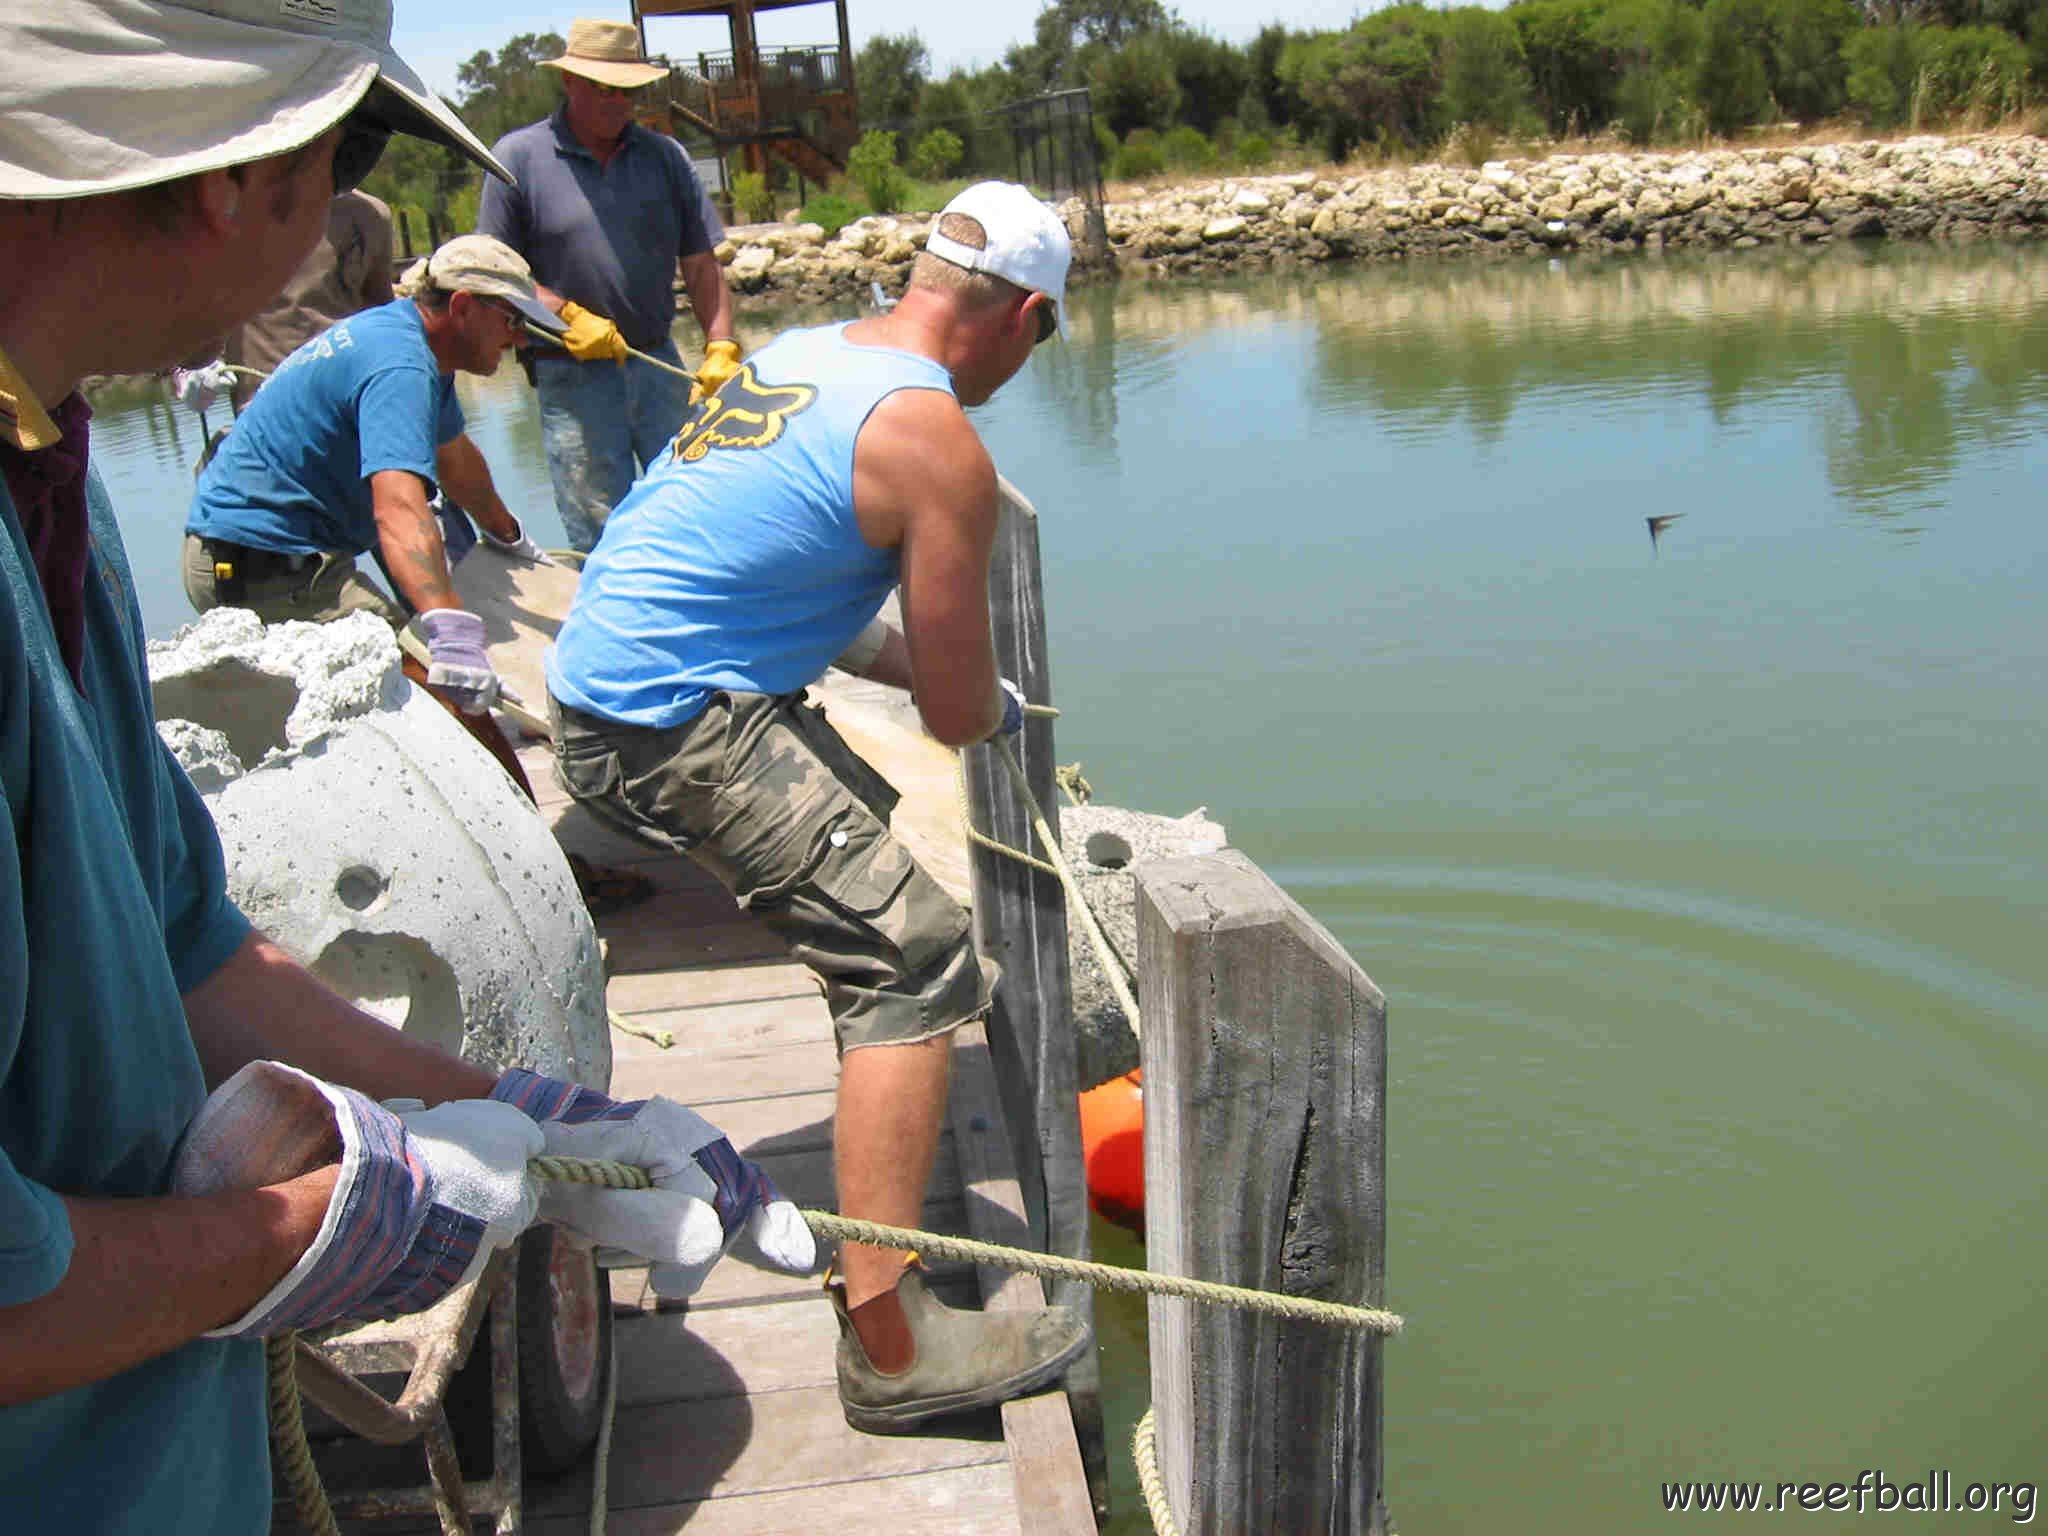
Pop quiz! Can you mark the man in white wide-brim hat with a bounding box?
[478,17,741,552]
[0,5,811,1528]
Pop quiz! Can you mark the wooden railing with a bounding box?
[966,475,1392,1532]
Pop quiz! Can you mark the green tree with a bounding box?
[1697,0,1776,132]
[848,128,910,213]
[857,32,929,128]
[1440,6,1534,132]
[909,126,965,179]
[1278,4,1451,156]
[1162,28,1250,137]
[1088,30,1183,137]
[1512,0,1616,133]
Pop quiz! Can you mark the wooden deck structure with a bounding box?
[493,726,1093,1535]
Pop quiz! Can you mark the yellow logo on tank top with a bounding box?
[670,364,817,462]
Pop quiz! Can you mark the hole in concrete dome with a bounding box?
[151,660,299,769]
[1085,831,1133,870]
[311,932,463,1057]
[335,865,388,913]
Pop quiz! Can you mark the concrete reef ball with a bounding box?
[149,607,609,1089]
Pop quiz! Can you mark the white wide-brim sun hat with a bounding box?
[0,0,511,200]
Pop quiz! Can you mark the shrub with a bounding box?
[730,171,774,224]
[800,191,860,238]
[908,127,964,181]
[1160,123,1216,171]
[1441,121,1497,167]
[1236,132,1274,169]
[1111,128,1166,181]
[848,129,909,215]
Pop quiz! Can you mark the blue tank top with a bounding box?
[546,322,953,727]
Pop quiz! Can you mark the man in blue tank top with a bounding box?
[547,182,1095,1432]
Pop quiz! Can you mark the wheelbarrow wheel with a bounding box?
[448,1223,613,1479]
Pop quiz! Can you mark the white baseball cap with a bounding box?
[924,181,1074,340]
[398,234,567,337]
[0,0,511,200]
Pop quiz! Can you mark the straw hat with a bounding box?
[0,0,510,200]
[397,235,567,337]
[542,20,670,91]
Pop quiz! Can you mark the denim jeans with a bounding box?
[533,338,693,552]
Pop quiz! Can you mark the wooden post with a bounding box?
[1136,851,1389,1534]
[961,476,1108,1519]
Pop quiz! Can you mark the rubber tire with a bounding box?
[447,1225,614,1480]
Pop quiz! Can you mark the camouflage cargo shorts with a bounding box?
[550,689,991,1051]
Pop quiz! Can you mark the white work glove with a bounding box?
[479,519,556,566]
[491,1068,816,1298]
[170,1061,542,1337]
[171,360,236,413]
[416,607,503,715]
[996,676,1027,736]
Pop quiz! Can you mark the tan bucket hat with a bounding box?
[0,0,511,200]
[542,19,670,91]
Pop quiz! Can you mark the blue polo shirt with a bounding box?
[478,109,724,352]
[186,298,463,557]
[2,453,259,1529]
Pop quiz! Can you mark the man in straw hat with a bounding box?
[478,18,742,552]
[547,181,1091,1434]
[0,5,811,1526]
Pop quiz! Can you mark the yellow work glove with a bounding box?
[557,301,629,364]
[690,338,743,406]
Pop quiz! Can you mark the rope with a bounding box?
[534,1156,1401,1334]
[268,1334,341,1536]
[522,320,697,381]
[1132,1408,1180,1536]
[960,726,1145,1037]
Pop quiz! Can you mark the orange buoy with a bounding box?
[1077,1069,1145,1233]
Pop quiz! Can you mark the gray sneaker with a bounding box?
[831,1264,1092,1434]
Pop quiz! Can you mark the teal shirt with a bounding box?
[0,465,260,1528]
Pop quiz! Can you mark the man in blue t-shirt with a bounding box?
[0,8,807,1529]
[476,20,741,552]
[186,234,563,718]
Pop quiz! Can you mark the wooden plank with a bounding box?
[608,1268,986,1406]
[1137,850,1390,1535]
[524,1383,1007,1515]
[606,1038,842,1102]
[945,1024,1096,1536]
[606,959,818,1015]
[524,1462,1022,1536]
[601,913,788,973]
[958,478,1105,1513]
[606,994,831,1064]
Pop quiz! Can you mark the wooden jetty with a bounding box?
[306,485,1389,1533]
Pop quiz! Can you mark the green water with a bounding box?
[94,241,2047,1531]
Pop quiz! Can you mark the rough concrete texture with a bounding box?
[150,609,610,1088]
[1059,801,1228,1089]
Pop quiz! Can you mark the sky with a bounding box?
[390,2,1397,99]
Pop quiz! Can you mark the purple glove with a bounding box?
[492,1068,816,1296]
[171,1061,541,1336]
[416,607,503,715]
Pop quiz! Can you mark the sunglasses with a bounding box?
[1033,296,1057,346]
[331,109,391,196]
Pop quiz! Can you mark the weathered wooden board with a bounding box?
[1137,849,1390,1535]
[524,1462,1023,1536]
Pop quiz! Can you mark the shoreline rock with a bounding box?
[715,132,2048,312]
